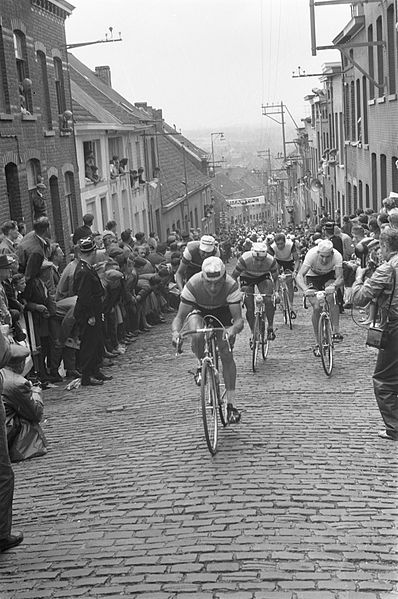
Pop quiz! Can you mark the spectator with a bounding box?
[72,214,94,245]
[0,338,30,553]
[0,221,19,270]
[2,355,47,462]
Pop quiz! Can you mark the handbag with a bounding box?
[366,265,396,349]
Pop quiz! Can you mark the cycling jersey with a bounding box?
[234,251,278,281]
[302,245,342,277]
[271,239,296,262]
[181,241,220,280]
[181,272,241,311]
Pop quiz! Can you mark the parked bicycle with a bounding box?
[176,316,230,455]
[304,285,335,376]
[245,292,269,372]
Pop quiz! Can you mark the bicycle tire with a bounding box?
[260,314,269,359]
[200,360,219,454]
[282,287,293,330]
[218,386,228,427]
[252,313,260,372]
[318,312,333,376]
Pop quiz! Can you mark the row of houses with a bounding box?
[285,1,398,228]
[0,0,216,250]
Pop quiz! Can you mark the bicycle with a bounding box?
[304,285,335,376]
[176,316,230,455]
[244,292,269,372]
[278,272,295,330]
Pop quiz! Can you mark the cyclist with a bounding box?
[296,239,344,356]
[175,235,220,291]
[171,256,244,424]
[269,232,300,317]
[231,242,279,343]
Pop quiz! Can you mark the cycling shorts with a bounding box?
[277,259,295,273]
[189,305,233,327]
[240,272,271,287]
[306,271,336,291]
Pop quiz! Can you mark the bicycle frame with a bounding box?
[305,289,335,376]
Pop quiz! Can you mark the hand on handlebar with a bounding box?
[171,331,180,348]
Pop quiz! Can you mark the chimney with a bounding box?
[95,65,112,87]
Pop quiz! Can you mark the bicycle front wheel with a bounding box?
[318,312,333,376]
[282,288,293,330]
[260,315,269,359]
[252,313,261,372]
[200,361,219,454]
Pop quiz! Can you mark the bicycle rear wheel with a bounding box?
[282,287,293,330]
[200,360,219,454]
[318,312,333,376]
[252,313,261,372]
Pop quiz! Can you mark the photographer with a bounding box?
[352,228,398,441]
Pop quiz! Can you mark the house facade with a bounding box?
[0,0,80,248]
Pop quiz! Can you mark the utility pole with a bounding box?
[66,27,122,50]
[181,142,190,234]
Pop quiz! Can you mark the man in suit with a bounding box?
[73,238,111,386]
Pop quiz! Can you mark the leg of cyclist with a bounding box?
[184,311,206,385]
[217,333,240,424]
[258,278,276,340]
[285,271,295,313]
[325,281,343,341]
[242,284,255,333]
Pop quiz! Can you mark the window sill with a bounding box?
[21,114,37,121]
[44,130,55,137]
[368,99,376,106]
[388,93,397,102]
[0,113,13,121]
[376,96,385,104]
[363,144,369,150]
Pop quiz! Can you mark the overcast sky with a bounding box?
[65,0,351,133]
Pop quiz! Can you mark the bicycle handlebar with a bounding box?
[175,327,231,355]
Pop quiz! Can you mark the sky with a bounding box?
[65,0,351,135]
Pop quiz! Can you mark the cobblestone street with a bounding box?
[0,294,398,599]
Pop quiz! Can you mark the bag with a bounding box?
[366,326,389,349]
[366,265,396,350]
[9,420,47,462]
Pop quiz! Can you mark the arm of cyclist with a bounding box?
[224,302,244,339]
[333,265,344,289]
[296,263,311,294]
[171,301,192,346]
[175,261,188,292]
[292,245,301,275]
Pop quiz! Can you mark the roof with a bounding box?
[68,53,153,127]
[156,132,210,208]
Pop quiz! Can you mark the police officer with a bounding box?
[73,238,111,386]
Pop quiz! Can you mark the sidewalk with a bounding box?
[0,298,397,599]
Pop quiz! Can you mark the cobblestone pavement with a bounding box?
[0,277,398,598]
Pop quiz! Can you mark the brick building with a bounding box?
[296,1,398,225]
[0,0,80,248]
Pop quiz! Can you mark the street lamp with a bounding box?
[210,132,224,176]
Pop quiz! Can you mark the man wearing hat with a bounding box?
[175,235,220,292]
[171,256,244,424]
[32,181,47,220]
[296,239,344,356]
[323,222,346,313]
[73,238,110,386]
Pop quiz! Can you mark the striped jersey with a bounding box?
[181,272,241,310]
[234,251,278,280]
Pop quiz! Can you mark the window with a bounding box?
[54,57,66,114]
[26,158,41,191]
[387,4,396,94]
[350,81,356,140]
[343,84,350,140]
[365,184,370,208]
[347,182,352,215]
[108,137,123,162]
[380,154,387,200]
[359,180,363,209]
[356,79,361,142]
[371,153,378,210]
[392,157,398,192]
[37,51,52,129]
[0,26,10,113]
[362,77,368,144]
[13,31,32,114]
[368,25,375,99]
[376,16,384,97]
[83,140,101,182]
[353,185,358,211]
[65,171,78,231]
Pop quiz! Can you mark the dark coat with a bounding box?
[73,259,104,322]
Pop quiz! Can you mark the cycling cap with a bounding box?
[199,235,216,252]
[317,239,334,254]
[202,256,226,281]
[251,242,268,257]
